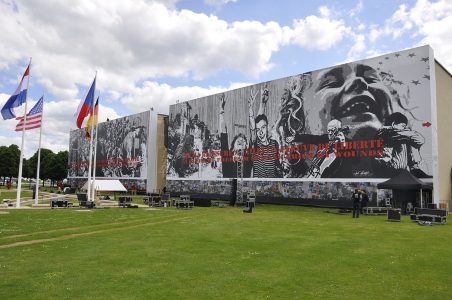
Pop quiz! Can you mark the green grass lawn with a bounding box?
[0,190,33,202]
[0,205,451,299]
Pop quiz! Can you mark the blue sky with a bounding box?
[0,0,451,157]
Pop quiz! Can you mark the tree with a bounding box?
[37,149,55,186]
[0,146,69,187]
[49,151,69,183]
[0,145,20,184]
[22,158,33,179]
[0,146,10,183]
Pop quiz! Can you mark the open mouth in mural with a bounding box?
[334,95,382,121]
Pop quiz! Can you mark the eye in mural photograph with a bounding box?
[166,46,433,180]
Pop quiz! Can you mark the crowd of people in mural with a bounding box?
[167,58,431,180]
[68,113,148,179]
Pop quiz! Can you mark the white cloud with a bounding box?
[368,26,382,43]
[204,0,237,8]
[0,0,290,86]
[347,33,366,60]
[121,80,251,115]
[289,6,350,50]
[359,1,452,73]
[349,0,363,17]
[387,0,452,71]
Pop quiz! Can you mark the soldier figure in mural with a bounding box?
[306,119,349,178]
[374,112,427,177]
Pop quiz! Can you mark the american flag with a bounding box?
[15,96,44,131]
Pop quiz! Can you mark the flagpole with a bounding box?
[86,103,94,203]
[16,58,32,208]
[91,98,99,203]
[34,96,44,205]
[86,73,96,203]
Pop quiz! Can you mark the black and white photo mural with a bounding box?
[68,111,150,190]
[167,46,434,204]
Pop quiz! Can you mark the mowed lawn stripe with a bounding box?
[0,207,183,237]
[0,214,193,249]
[0,210,182,244]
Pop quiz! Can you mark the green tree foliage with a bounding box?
[36,149,55,186]
[49,151,69,183]
[0,146,69,187]
[0,145,20,184]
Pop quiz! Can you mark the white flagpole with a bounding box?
[85,73,96,203]
[16,58,32,208]
[34,97,44,205]
[91,98,99,203]
[86,103,94,203]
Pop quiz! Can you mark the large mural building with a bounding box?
[166,45,452,209]
[66,45,452,209]
[68,111,168,193]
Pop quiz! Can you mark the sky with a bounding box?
[0,0,451,158]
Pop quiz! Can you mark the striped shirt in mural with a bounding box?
[252,139,279,178]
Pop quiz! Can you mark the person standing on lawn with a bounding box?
[352,189,361,218]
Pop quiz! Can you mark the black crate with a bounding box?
[387,209,401,222]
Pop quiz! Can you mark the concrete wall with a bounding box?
[435,61,452,210]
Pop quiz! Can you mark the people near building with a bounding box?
[360,191,369,214]
[352,189,361,218]
[406,202,414,214]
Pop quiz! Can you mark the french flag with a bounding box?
[75,76,96,129]
[1,64,30,120]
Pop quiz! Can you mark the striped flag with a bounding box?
[15,96,43,131]
[1,64,30,120]
[75,76,96,128]
[85,96,99,139]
